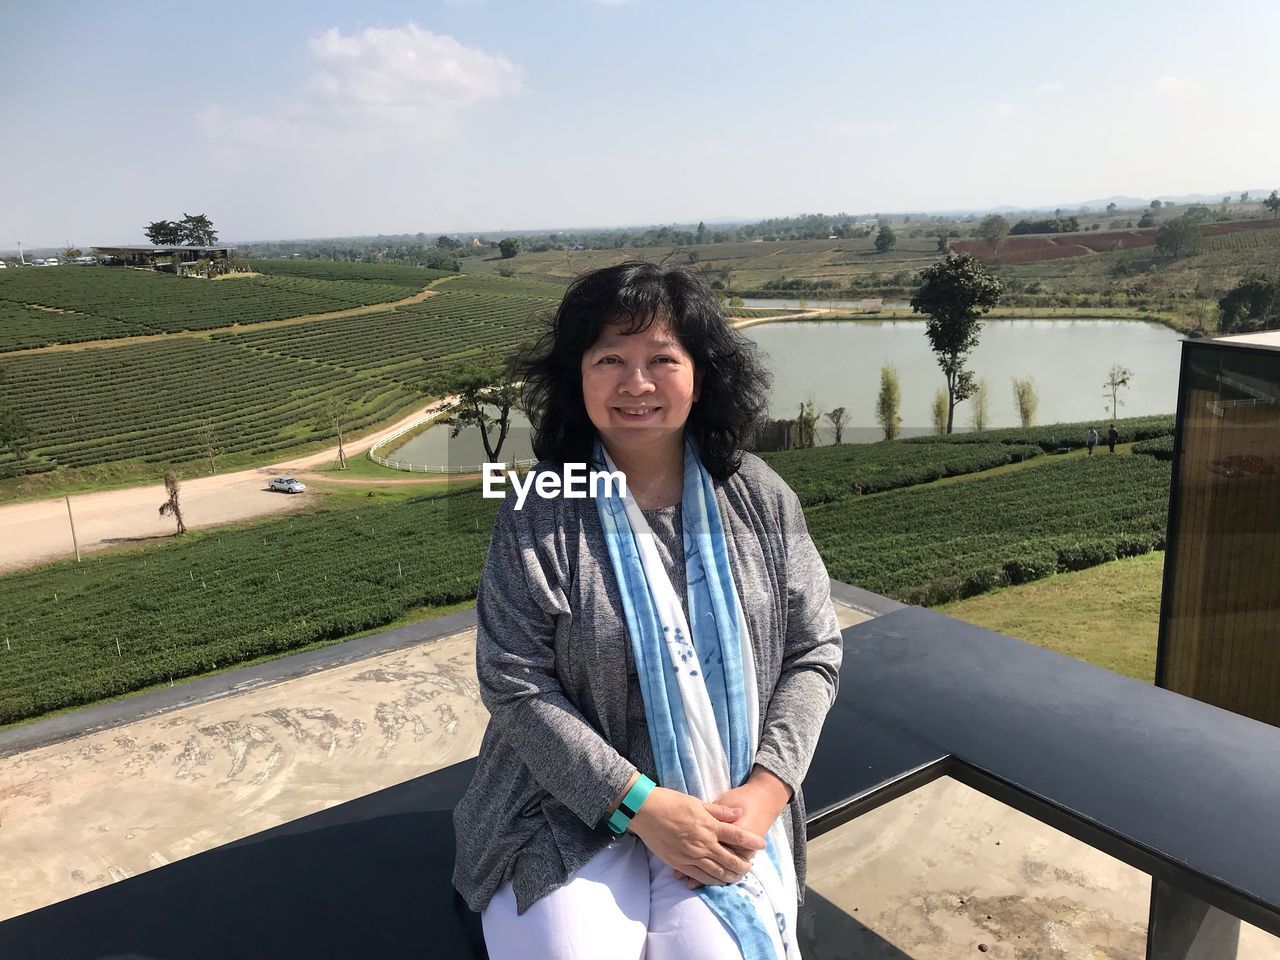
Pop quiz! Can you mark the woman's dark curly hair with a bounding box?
[518,261,771,481]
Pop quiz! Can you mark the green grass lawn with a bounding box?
[934,551,1164,682]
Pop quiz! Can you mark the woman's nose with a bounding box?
[618,365,656,393]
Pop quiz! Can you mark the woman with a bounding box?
[452,261,843,959]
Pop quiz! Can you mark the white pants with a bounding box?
[481,833,744,959]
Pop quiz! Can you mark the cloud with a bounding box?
[1151,75,1194,96]
[1035,81,1064,95]
[201,23,523,153]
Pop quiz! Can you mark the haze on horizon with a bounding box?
[3,0,1279,248]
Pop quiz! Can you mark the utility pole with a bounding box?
[66,496,81,562]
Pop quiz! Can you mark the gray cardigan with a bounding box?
[451,450,843,915]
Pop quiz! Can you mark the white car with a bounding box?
[267,476,306,494]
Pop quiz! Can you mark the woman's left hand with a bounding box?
[675,766,792,889]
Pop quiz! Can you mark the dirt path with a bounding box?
[0,396,459,575]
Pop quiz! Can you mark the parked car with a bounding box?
[0,261,7,269]
[267,476,306,494]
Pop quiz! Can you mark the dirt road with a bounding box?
[0,396,458,575]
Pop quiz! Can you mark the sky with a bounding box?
[3,0,1279,247]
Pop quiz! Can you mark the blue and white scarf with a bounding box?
[592,433,798,960]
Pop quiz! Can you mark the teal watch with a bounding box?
[607,774,656,834]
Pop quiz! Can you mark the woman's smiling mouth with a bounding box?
[614,406,660,420]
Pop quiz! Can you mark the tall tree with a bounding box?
[1011,376,1038,428]
[179,213,218,246]
[145,220,184,246]
[909,253,1003,434]
[158,472,186,535]
[825,406,850,445]
[197,417,223,475]
[1155,216,1203,258]
[931,390,948,435]
[431,352,527,464]
[498,237,521,259]
[793,398,820,449]
[1265,190,1280,219]
[1103,365,1134,421]
[1240,191,1250,204]
[1218,275,1280,334]
[875,364,902,441]
[976,214,1010,259]
[314,396,351,469]
[969,378,990,431]
[874,223,897,254]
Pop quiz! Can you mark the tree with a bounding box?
[874,224,897,254]
[1011,376,1038,428]
[314,396,351,469]
[969,378,989,431]
[794,398,820,448]
[1222,196,1232,207]
[875,365,902,441]
[909,253,1003,434]
[935,228,951,253]
[436,235,462,250]
[431,351,527,463]
[1103,365,1133,421]
[825,406,850,445]
[179,213,217,245]
[1150,199,1163,209]
[1266,190,1280,219]
[197,417,223,475]
[696,221,707,244]
[65,247,82,260]
[931,390,948,435]
[1218,275,1280,334]
[145,220,184,246]
[1155,216,1204,258]
[1241,191,1250,204]
[426,250,461,271]
[158,472,186,535]
[0,387,32,473]
[498,237,521,259]
[1138,211,1156,228]
[1106,202,1118,214]
[976,215,1009,259]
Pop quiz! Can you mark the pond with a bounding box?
[390,317,1184,465]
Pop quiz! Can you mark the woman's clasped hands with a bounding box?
[627,786,766,888]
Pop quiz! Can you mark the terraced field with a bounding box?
[0,268,562,479]
[808,453,1171,606]
[0,266,450,350]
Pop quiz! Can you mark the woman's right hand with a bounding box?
[627,786,766,886]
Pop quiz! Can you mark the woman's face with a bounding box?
[580,313,703,458]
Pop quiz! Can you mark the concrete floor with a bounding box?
[1,600,1276,958]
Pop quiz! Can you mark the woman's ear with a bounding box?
[693,368,704,402]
